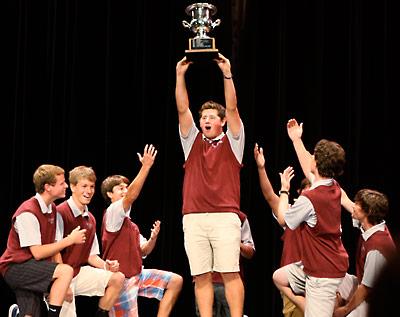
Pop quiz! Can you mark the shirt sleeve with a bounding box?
[241,219,255,250]
[361,250,388,288]
[105,199,130,232]
[284,195,317,229]
[226,120,245,163]
[180,123,199,161]
[15,212,42,247]
[89,233,100,256]
[55,213,64,242]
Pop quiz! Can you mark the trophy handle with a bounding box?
[211,19,221,29]
[182,20,191,29]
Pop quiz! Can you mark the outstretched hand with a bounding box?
[279,166,295,191]
[150,220,161,240]
[214,53,232,77]
[176,56,192,76]
[254,143,265,169]
[137,144,157,168]
[287,118,303,141]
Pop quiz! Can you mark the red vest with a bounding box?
[0,197,57,275]
[300,182,349,278]
[280,227,302,267]
[356,226,396,283]
[182,133,242,215]
[57,201,96,277]
[101,212,142,278]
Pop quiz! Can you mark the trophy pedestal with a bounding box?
[185,37,219,62]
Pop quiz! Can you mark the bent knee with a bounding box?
[272,267,288,287]
[109,272,125,288]
[54,263,73,279]
[169,273,183,290]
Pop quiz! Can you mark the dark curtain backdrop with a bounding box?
[2,0,398,316]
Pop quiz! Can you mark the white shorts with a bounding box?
[60,265,114,317]
[183,213,241,276]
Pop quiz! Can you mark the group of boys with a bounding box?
[2,51,398,317]
[1,144,182,317]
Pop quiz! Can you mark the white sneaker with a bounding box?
[8,304,19,317]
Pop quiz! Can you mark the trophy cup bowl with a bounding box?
[182,3,221,61]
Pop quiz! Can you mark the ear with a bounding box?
[106,191,113,199]
[221,118,227,127]
[44,183,52,192]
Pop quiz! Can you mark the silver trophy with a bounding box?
[182,3,221,61]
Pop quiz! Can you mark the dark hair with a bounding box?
[101,175,130,204]
[314,139,345,178]
[198,100,226,120]
[354,189,388,225]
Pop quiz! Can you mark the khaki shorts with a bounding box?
[60,265,114,317]
[183,213,241,276]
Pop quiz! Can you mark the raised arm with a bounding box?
[215,53,241,136]
[175,57,194,136]
[341,188,354,214]
[122,144,157,211]
[276,167,295,227]
[287,119,313,181]
[253,143,280,216]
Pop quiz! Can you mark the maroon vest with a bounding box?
[356,226,396,283]
[182,133,242,215]
[0,197,57,276]
[280,227,303,267]
[57,201,96,277]
[101,212,142,278]
[300,182,349,277]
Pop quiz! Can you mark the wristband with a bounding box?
[279,190,289,196]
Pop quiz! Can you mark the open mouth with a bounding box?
[205,126,211,130]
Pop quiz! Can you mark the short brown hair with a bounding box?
[69,166,96,186]
[101,175,130,204]
[198,100,226,120]
[33,164,65,193]
[354,189,388,225]
[314,139,345,178]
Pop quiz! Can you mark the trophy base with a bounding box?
[185,49,219,62]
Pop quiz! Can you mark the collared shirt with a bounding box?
[284,179,335,230]
[360,222,387,288]
[179,120,245,163]
[15,193,60,247]
[57,197,100,256]
[105,199,148,258]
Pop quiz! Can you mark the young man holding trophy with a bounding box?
[175,48,245,317]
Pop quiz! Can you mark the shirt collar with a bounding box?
[35,193,53,214]
[67,197,90,218]
[361,221,386,241]
[310,178,333,189]
[202,132,225,144]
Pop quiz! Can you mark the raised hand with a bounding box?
[176,56,192,76]
[137,144,158,168]
[279,166,295,191]
[150,220,161,240]
[287,118,303,142]
[254,143,265,169]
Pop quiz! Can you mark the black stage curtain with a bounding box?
[2,1,398,316]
